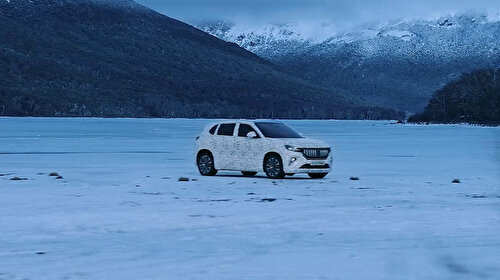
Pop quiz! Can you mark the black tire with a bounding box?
[308,173,328,179]
[242,171,257,177]
[264,154,285,179]
[197,151,217,176]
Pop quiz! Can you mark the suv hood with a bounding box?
[281,137,330,148]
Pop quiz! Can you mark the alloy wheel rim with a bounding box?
[199,155,212,174]
[266,157,281,177]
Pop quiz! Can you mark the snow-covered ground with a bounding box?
[1,117,499,280]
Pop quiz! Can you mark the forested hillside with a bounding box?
[0,0,401,119]
[409,69,500,125]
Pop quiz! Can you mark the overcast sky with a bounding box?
[136,0,500,29]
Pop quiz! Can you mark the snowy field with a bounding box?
[1,117,499,280]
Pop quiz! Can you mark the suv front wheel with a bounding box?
[264,154,285,179]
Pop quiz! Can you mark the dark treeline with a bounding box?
[409,69,500,125]
[0,0,402,120]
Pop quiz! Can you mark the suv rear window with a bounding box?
[217,123,235,136]
[209,125,218,135]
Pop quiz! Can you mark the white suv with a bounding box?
[195,121,332,179]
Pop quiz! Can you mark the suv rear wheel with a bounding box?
[197,151,217,176]
[264,154,285,179]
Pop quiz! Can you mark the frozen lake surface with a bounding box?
[1,118,499,280]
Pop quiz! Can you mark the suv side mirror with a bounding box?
[246,131,258,138]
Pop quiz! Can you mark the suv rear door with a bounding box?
[214,123,236,170]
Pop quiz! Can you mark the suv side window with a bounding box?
[238,124,259,137]
[209,125,218,135]
[217,123,235,136]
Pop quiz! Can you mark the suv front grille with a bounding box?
[301,148,330,159]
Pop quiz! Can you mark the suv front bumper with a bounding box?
[281,150,332,174]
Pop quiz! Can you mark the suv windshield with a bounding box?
[255,122,303,138]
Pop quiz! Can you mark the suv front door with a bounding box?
[234,123,262,172]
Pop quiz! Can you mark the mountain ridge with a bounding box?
[198,14,500,112]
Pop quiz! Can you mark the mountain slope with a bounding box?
[199,15,500,112]
[0,0,401,119]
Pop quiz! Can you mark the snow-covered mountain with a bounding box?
[198,14,500,112]
[199,21,316,61]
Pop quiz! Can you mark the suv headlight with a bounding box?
[285,145,302,152]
